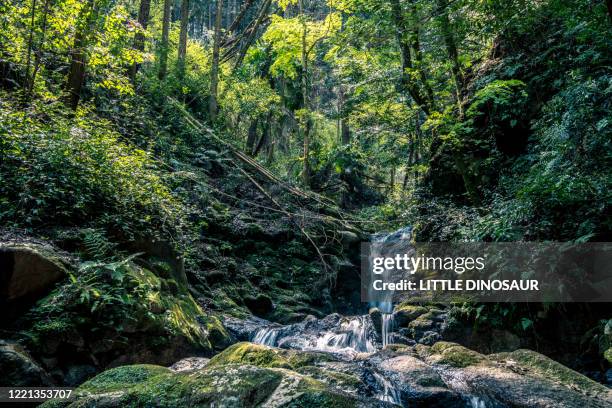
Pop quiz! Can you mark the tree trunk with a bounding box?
[158,0,172,80]
[64,0,95,110]
[26,0,50,102]
[390,0,431,115]
[299,0,311,186]
[209,0,224,122]
[341,119,350,145]
[232,0,272,70]
[177,0,190,77]
[436,0,463,114]
[24,0,38,93]
[130,0,151,82]
[246,118,259,155]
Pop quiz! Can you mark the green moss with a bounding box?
[430,342,485,368]
[604,347,612,364]
[295,366,362,390]
[493,349,610,396]
[208,342,334,369]
[395,303,429,318]
[78,365,172,394]
[285,377,360,408]
[201,315,231,349]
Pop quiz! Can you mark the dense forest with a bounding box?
[1,0,611,406]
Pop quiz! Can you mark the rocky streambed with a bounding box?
[42,306,612,407]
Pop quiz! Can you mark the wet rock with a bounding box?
[418,331,441,346]
[244,294,274,317]
[375,353,464,407]
[369,307,382,334]
[338,230,360,249]
[223,315,277,341]
[63,364,97,387]
[169,357,210,373]
[393,305,429,327]
[388,333,416,346]
[44,353,391,407]
[0,340,53,386]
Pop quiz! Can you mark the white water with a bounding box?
[381,313,394,348]
[252,327,279,346]
[373,371,402,405]
[251,315,376,355]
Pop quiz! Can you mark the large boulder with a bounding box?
[0,340,53,386]
[40,345,392,407]
[0,241,70,320]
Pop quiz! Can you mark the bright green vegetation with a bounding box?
[22,258,229,356]
[1,0,611,393]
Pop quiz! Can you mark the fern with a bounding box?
[81,228,116,261]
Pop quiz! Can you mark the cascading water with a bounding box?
[247,227,416,406]
[381,313,394,348]
[251,315,377,355]
[252,326,279,346]
[369,226,413,347]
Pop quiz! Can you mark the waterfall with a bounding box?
[252,327,279,346]
[373,371,402,405]
[314,315,376,353]
[369,226,412,345]
[381,313,394,348]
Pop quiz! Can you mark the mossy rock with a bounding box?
[492,349,611,397]
[295,366,363,391]
[207,342,334,370]
[429,341,486,368]
[604,347,612,364]
[42,362,367,407]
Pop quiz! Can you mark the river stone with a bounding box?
[0,340,54,386]
[382,354,462,406]
[369,307,382,334]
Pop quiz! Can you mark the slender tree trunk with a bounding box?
[226,0,254,34]
[130,0,151,82]
[233,0,272,71]
[26,0,50,102]
[64,0,95,110]
[606,0,612,21]
[246,118,259,154]
[177,0,190,78]
[341,120,350,145]
[436,0,463,114]
[209,0,224,122]
[158,0,172,80]
[299,0,311,186]
[24,0,38,93]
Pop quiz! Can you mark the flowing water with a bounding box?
[247,227,489,407]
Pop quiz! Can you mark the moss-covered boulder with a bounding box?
[392,304,429,327]
[40,356,385,407]
[427,341,486,368]
[207,342,335,370]
[15,258,231,384]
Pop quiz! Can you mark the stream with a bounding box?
[223,227,490,407]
